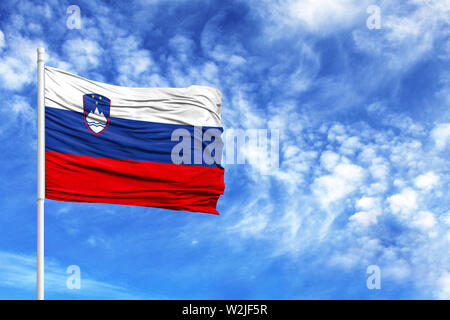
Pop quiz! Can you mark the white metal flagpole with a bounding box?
[36,47,45,300]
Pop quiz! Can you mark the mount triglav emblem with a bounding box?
[86,107,107,133]
[83,94,111,135]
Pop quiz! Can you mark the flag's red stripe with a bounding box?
[45,151,224,214]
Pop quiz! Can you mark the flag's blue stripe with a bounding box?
[45,107,223,167]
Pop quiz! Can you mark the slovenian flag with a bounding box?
[44,66,224,214]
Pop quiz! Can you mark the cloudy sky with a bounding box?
[0,0,449,299]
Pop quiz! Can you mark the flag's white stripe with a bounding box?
[44,66,222,127]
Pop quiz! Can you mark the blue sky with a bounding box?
[0,0,449,299]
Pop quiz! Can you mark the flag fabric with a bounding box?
[44,66,224,214]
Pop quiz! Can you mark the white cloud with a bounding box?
[320,150,340,171]
[11,96,34,121]
[0,251,146,299]
[289,0,370,31]
[436,272,450,299]
[327,124,346,142]
[388,188,418,217]
[369,157,387,172]
[350,211,377,227]
[352,0,449,70]
[350,197,381,227]
[227,195,272,237]
[368,104,426,136]
[313,162,365,207]
[358,145,377,163]
[112,36,155,84]
[414,172,440,190]
[339,136,362,156]
[0,35,44,90]
[62,38,103,72]
[442,212,450,226]
[356,197,375,211]
[383,259,412,281]
[85,235,111,248]
[0,30,5,50]
[431,123,450,151]
[0,95,35,137]
[229,213,268,237]
[412,211,437,230]
[169,35,195,63]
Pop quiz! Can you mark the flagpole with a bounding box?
[36,47,45,300]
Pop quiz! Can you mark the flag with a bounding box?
[44,66,224,214]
